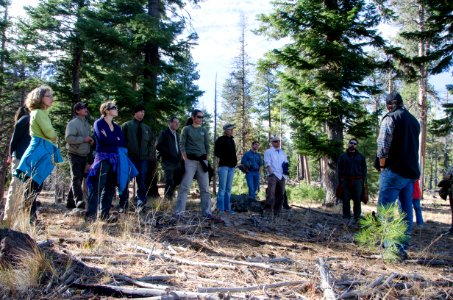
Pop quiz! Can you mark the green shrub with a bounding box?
[286,183,325,203]
[355,203,407,261]
[231,169,248,195]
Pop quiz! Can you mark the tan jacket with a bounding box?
[65,116,92,156]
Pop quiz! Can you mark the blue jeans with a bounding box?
[217,166,235,212]
[413,199,424,225]
[378,169,415,250]
[86,160,117,220]
[245,171,260,200]
[119,158,148,208]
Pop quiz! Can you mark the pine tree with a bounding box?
[258,0,384,205]
[221,15,254,154]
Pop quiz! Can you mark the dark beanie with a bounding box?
[133,103,145,114]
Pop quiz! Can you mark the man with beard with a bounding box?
[337,138,367,223]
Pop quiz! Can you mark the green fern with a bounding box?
[355,203,407,261]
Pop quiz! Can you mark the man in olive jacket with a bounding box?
[119,104,154,210]
[156,116,183,200]
[65,102,94,209]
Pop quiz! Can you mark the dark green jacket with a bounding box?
[121,118,154,161]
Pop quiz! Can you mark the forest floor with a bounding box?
[1,187,453,299]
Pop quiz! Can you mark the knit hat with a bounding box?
[133,103,145,114]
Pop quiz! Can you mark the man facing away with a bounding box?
[119,103,154,211]
[377,92,420,260]
[264,136,288,215]
[65,102,94,209]
[156,116,183,201]
[337,138,367,223]
[241,141,262,201]
[214,123,237,214]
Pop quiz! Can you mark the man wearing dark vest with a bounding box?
[337,138,367,223]
[377,92,420,260]
[156,116,183,201]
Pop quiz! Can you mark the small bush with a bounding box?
[231,169,248,195]
[286,183,325,203]
[355,203,407,261]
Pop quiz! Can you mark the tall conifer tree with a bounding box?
[258,0,384,204]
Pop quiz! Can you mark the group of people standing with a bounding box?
[3,89,292,224]
[5,86,451,261]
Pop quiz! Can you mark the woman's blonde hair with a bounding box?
[25,86,52,110]
[99,101,117,116]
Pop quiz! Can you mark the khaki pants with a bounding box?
[3,158,22,222]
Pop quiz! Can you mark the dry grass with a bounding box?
[1,186,453,299]
[0,246,56,294]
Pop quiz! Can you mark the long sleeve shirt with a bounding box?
[9,114,31,159]
[377,113,395,158]
[180,125,209,157]
[30,109,57,144]
[93,117,125,154]
[241,150,262,172]
[65,116,92,156]
[214,135,237,167]
[264,147,288,180]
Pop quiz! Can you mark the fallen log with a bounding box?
[71,282,219,299]
[112,274,172,290]
[317,258,336,300]
[338,274,386,299]
[218,258,311,277]
[133,245,236,270]
[197,280,308,293]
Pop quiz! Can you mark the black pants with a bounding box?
[68,153,87,205]
[162,162,182,200]
[341,178,363,219]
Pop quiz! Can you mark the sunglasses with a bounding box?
[107,106,117,110]
[349,142,357,145]
[272,140,280,143]
[195,115,204,119]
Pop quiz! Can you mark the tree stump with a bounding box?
[0,228,37,267]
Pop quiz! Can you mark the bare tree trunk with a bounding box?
[417,1,428,197]
[304,156,308,182]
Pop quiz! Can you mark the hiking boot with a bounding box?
[206,214,224,224]
[397,249,409,261]
[76,201,85,209]
[448,227,453,234]
[66,200,76,209]
[226,210,236,215]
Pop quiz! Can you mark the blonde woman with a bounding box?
[15,86,63,223]
[85,102,137,222]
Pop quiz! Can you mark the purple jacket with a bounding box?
[93,117,125,153]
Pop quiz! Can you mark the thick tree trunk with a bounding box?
[324,119,343,206]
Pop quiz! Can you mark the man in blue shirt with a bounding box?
[241,141,262,201]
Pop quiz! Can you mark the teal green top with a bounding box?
[30,109,57,144]
[180,125,209,157]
